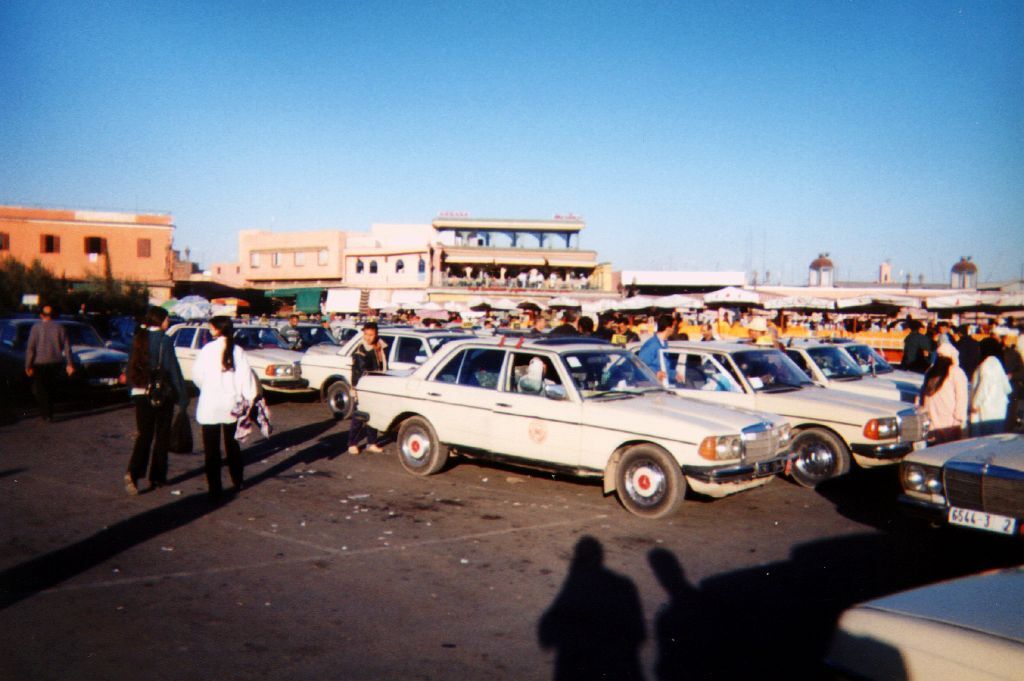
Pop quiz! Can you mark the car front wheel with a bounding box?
[615,445,684,519]
[789,428,851,488]
[324,380,354,420]
[397,416,448,476]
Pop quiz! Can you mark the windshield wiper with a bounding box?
[587,389,641,399]
[760,381,807,391]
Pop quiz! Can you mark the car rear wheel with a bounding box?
[789,428,850,488]
[397,416,448,476]
[324,380,354,420]
[615,445,684,519]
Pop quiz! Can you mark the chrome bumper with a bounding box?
[683,453,790,484]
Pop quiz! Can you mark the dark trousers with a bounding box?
[31,363,63,420]
[202,422,242,496]
[348,407,377,448]
[128,396,173,484]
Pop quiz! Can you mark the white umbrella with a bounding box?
[582,298,620,314]
[612,296,661,311]
[443,301,468,313]
[763,296,835,311]
[172,295,212,320]
[703,287,762,306]
[651,294,704,310]
[548,296,582,309]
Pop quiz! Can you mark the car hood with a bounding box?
[71,345,128,363]
[586,391,786,438]
[826,375,915,402]
[907,433,1024,471]
[756,384,910,420]
[246,348,303,364]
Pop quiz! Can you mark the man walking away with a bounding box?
[24,305,74,421]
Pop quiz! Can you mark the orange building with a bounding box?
[0,205,176,299]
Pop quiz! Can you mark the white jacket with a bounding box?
[193,337,258,425]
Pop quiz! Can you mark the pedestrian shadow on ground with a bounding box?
[538,536,647,681]
[0,417,338,611]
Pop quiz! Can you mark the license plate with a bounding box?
[948,507,1017,535]
[913,440,926,451]
[90,377,118,386]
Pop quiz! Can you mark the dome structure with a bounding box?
[808,252,834,287]
[950,256,977,289]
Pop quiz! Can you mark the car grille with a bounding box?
[898,409,926,443]
[742,426,785,462]
[945,464,1024,518]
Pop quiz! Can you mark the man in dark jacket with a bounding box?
[900,320,932,373]
[347,322,387,455]
[952,324,981,379]
[24,305,74,421]
[549,311,580,337]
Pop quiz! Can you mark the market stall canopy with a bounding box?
[581,298,620,314]
[924,293,990,311]
[323,289,361,314]
[994,293,1024,311]
[548,296,582,309]
[516,299,547,312]
[650,294,704,309]
[703,287,763,306]
[835,295,921,314]
[264,287,324,314]
[763,296,835,311]
[612,296,661,312]
[211,297,250,307]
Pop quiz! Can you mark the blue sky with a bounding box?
[2,1,1022,284]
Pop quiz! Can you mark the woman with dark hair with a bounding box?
[970,340,1011,436]
[192,316,258,499]
[125,306,188,494]
[919,342,968,444]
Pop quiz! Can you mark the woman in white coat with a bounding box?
[193,316,258,498]
[970,342,1012,436]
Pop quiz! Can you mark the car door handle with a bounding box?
[495,402,512,408]
[427,391,442,397]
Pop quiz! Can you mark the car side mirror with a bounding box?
[543,384,568,401]
[415,354,427,364]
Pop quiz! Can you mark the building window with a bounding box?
[294,251,305,267]
[84,237,106,255]
[137,238,151,258]
[0,232,8,251]
[317,249,328,266]
[395,259,405,273]
[356,259,364,274]
[250,252,260,268]
[418,258,426,273]
[369,260,378,274]
[272,252,282,267]
[41,234,60,254]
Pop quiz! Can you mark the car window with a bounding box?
[394,337,428,364]
[734,349,813,391]
[0,323,15,349]
[197,328,213,348]
[63,323,105,347]
[427,335,460,352]
[562,350,662,397]
[666,352,742,393]
[785,350,813,378]
[844,344,894,374]
[457,349,506,389]
[173,328,197,349]
[806,346,863,379]
[508,352,563,395]
[433,350,465,384]
[378,335,395,361]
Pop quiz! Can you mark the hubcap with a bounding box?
[625,460,665,505]
[330,387,350,413]
[794,439,835,480]
[402,429,431,462]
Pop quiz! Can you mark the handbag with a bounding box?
[168,406,193,453]
[146,343,177,408]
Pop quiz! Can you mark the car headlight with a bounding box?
[266,364,294,377]
[863,417,899,440]
[699,435,744,461]
[777,423,792,445]
[900,463,943,495]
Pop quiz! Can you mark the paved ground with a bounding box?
[1,394,1021,681]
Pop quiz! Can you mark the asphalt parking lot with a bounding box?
[1,395,1022,681]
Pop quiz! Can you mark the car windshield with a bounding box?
[298,326,340,347]
[62,323,106,348]
[843,344,895,374]
[560,350,663,398]
[234,327,290,350]
[806,346,864,380]
[427,335,462,352]
[733,349,813,391]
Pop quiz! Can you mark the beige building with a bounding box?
[0,204,175,300]
[238,228,347,287]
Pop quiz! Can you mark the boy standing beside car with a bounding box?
[347,322,387,455]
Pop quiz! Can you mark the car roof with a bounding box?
[664,340,778,353]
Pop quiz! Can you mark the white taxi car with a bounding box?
[900,433,1024,538]
[355,337,793,518]
[300,327,468,418]
[783,340,919,403]
[652,341,929,488]
[167,322,309,394]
